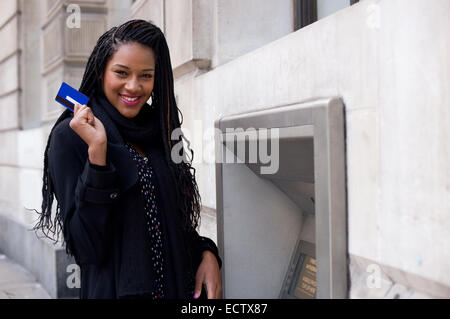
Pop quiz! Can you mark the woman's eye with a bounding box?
[115,71,127,76]
[142,74,153,79]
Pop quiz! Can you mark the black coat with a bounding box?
[48,113,221,299]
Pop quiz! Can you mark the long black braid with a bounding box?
[32,20,202,256]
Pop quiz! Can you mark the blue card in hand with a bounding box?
[55,82,89,112]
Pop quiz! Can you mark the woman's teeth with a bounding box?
[121,95,139,102]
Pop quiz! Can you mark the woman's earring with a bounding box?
[149,91,156,110]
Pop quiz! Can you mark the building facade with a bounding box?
[0,0,449,298]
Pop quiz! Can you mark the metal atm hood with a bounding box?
[223,124,315,216]
[215,98,348,299]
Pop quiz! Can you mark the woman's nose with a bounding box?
[124,76,142,92]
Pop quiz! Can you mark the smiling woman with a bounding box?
[34,20,222,300]
[102,42,156,119]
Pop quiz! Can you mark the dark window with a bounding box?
[294,0,359,31]
[294,0,317,30]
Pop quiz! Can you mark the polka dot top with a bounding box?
[125,142,165,299]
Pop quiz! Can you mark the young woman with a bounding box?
[34,20,222,299]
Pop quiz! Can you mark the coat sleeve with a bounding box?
[48,119,120,266]
[187,225,222,270]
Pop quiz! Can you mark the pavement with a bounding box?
[0,253,51,299]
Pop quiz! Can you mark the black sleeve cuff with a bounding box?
[75,159,120,204]
[89,162,110,171]
[198,237,222,269]
[83,159,116,188]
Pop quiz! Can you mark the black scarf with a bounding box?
[90,91,162,148]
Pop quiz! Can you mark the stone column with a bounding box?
[131,0,294,77]
[213,0,293,67]
[40,0,108,124]
[20,0,42,130]
[107,0,132,29]
[37,0,109,298]
[0,1,21,225]
[131,0,213,79]
[0,0,20,131]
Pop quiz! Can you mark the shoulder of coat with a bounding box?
[50,116,87,155]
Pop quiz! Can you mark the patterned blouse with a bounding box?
[125,142,165,299]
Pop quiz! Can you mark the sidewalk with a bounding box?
[0,254,51,299]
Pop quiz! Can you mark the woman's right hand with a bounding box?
[69,104,107,165]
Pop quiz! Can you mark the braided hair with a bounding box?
[33,20,202,251]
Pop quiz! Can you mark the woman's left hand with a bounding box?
[194,250,222,299]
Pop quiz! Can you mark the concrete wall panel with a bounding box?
[0,54,19,96]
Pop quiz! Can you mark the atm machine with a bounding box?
[215,98,347,299]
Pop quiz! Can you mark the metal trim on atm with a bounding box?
[215,97,347,299]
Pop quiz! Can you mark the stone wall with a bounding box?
[136,0,450,298]
[0,0,119,298]
[0,1,21,224]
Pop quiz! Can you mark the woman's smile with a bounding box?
[119,93,142,106]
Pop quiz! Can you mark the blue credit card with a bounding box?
[55,82,89,112]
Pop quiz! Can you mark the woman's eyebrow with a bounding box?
[113,63,154,71]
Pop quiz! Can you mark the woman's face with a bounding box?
[102,42,156,119]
